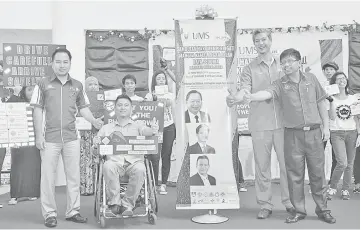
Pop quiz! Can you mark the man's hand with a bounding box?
[36,135,45,150]
[93,116,104,130]
[151,117,159,135]
[226,88,243,107]
[356,134,360,148]
[321,127,330,142]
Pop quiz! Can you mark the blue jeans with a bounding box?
[330,130,358,190]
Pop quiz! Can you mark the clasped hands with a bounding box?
[226,88,251,107]
[92,116,104,130]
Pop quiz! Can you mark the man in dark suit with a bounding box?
[189,124,215,154]
[190,155,216,186]
[185,90,211,123]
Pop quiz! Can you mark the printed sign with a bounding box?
[103,101,165,143]
[175,18,239,210]
[2,43,66,86]
[98,135,158,155]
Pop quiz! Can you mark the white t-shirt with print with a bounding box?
[330,94,358,131]
[156,92,174,127]
[129,94,144,102]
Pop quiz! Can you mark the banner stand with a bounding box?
[191,209,229,224]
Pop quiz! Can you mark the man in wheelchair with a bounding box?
[93,94,158,217]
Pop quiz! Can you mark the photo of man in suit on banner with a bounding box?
[188,124,215,154]
[190,155,216,186]
[185,90,211,123]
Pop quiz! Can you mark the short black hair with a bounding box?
[186,90,202,101]
[115,94,133,105]
[280,48,301,62]
[252,29,272,43]
[329,72,349,95]
[196,124,209,134]
[52,48,72,61]
[122,74,137,85]
[196,155,209,165]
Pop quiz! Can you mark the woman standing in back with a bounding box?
[8,86,41,205]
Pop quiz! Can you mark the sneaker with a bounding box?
[341,190,350,200]
[8,198,17,205]
[159,184,167,195]
[327,188,337,200]
[239,183,247,192]
[353,184,360,194]
[0,204,3,208]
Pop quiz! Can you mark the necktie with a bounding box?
[195,115,199,123]
[202,145,206,153]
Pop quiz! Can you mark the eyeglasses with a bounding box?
[280,59,298,66]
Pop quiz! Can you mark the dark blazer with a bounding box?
[185,110,211,123]
[190,173,216,186]
[188,142,215,154]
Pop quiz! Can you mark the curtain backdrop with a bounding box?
[348,24,360,94]
[85,30,149,92]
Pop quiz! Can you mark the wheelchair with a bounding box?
[93,154,158,228]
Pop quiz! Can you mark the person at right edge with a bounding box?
[245,48,336,224]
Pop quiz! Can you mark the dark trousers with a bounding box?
[148,124,176,186]
[284,128,329,216]
[0,148,6,184]
[233,132,246,184]
[354,146,360,184]
[324,140,337,181]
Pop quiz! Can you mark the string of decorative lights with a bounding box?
[86,5,359,42]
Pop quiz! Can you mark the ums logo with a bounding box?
[181,28,210,40]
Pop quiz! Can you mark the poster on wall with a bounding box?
[0,103,35,148]
[175,18,239,210]
[2,43,66,87]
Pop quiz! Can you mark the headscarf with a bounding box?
[85,76,99,92]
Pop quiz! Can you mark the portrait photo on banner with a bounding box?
[186,123,216,155]
[189,154,217,187]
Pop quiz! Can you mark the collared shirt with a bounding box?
[30,74,90,143]
[198,142,206,152]
[240,56,284,132]
[198,173,211,186]
[266,71,328,128]
[188,111,201,123]
[97,119,147,165]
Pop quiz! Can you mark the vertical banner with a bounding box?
[175,19,239,209]
[2,43,66,87]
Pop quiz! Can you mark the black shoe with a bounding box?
[285,214,306,223]
[109,204,121,216]
[317,212,336,224]
[119,205,133,216]
[44,217,57,228]
[257,209,272,219]
[65,213,87,223]
[286,207,296,215]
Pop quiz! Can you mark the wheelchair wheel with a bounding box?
[145,159,158,214]
[100,215,106,228]
[148,212,157,225]
[95,161,103,222]
[94,164,99,218]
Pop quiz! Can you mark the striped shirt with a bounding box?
[30,74,90,143]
